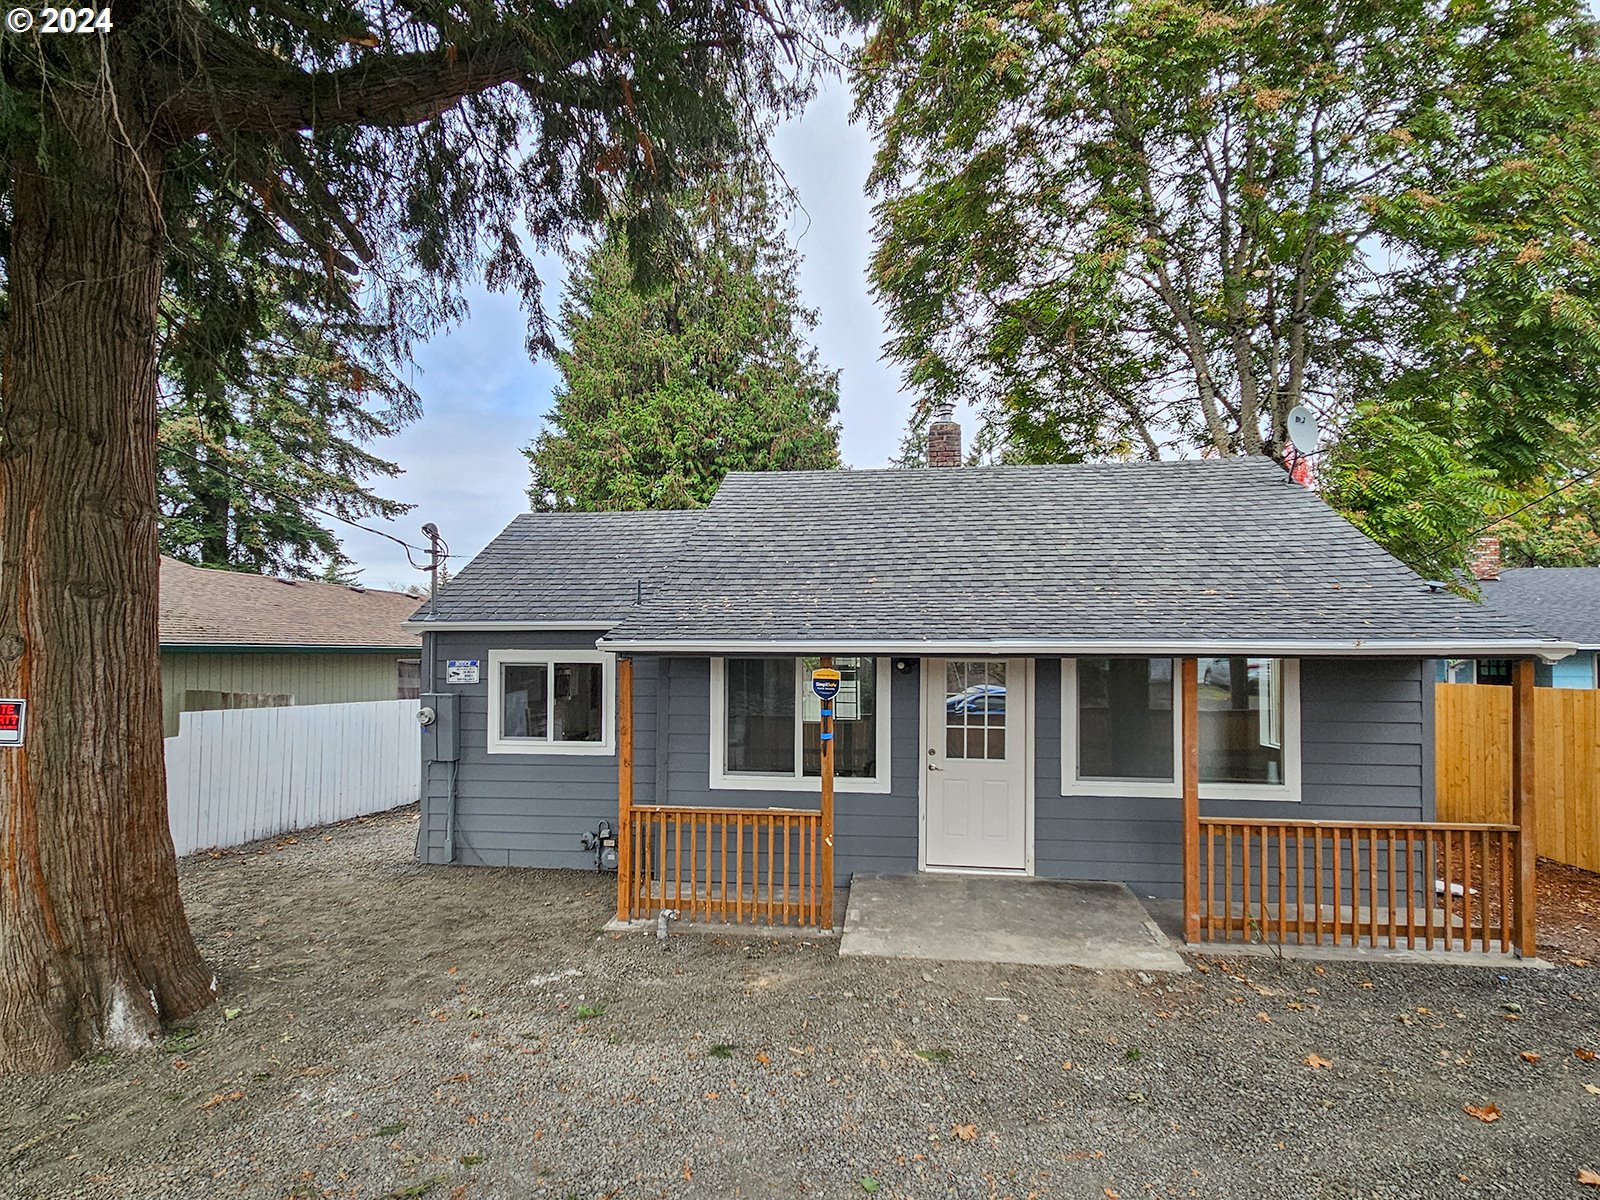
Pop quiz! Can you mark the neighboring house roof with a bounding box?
[1474,567,1600,649]
[160,556,423,650]
[410,509,702,627]
[419,459,1572,658]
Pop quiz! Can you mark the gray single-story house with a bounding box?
[1436,541,1600,688]
[411,454,1571,952]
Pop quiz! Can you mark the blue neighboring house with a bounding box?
[1440,554,1600,688]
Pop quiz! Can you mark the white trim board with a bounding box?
[600,636,1576,661]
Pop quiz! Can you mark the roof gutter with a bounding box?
[161,643,419,654]
[408,620,615,632]
[594,636,1580,664]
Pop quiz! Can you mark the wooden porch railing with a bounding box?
[619,805,826,927]
[1198,818,1525,953]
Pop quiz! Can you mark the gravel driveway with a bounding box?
[3,807,1598,1200]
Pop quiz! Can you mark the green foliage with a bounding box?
[157,250,419,578]
[526,175,841,510]
[859,0,1600,575]
[1,0,857,560]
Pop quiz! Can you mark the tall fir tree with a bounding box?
[527,176,842,510]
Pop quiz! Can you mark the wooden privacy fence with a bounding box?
[1198,819,1525,954]
[1436,682,1600,873]
[164,699,420,856]
[618,805,826,927]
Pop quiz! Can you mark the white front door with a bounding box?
[923,658,1028,871]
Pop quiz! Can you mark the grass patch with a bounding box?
[710,1044,737,1058]
[913,1048,953,1063]
[461,1154,485,1167]
[375,1121,406,1137]
[161,1024,203,1055]
[575,1003,607,1020]
[388,1177,446,1199]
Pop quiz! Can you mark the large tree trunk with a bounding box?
[0,93,215,1072]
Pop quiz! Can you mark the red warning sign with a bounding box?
[0,699,26,746]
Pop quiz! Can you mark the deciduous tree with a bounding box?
[858,0,1600,577]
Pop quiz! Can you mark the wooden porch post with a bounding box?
[819,655,835,930]
[1511,656,1537,957]
[1181,657,1201,944]
[615,655,634,924]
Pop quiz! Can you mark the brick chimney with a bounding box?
[927,400,961,468]
[1470,534,1502,582]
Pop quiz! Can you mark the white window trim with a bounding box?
[1061,657,1302,803]
[486,649,615,756]
[709,656,892,795]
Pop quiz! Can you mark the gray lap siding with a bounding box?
[420,630,655,868]
[422,638,1431,895]
[1034,657,1431,898]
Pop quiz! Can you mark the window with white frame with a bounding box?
[1062,656,1300,800]
[711,656,891,793]
[487,649,614,755]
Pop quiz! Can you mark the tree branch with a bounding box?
[161,36,547,139]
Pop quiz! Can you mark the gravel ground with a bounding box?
[3,807,1599,1200]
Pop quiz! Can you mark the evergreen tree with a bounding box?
[527,176,842,510]
[0,0,855,1072]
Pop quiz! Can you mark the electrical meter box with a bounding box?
[420,692,459,762]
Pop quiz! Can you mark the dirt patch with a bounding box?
[2,809,1599,1199]
[1538,856,1600,966]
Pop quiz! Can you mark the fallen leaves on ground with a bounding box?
[1583,1084,1600,1096]
[1579,1168,1600,1187]
[1521,1051,1543,1063]
[1304,1054,1333,1069]
[1103,1189,1121,1199]
[199,1091,243,1110]
[1577,1047,1598,1062]
[952,1124,977,1141]
[1463,1103,1502,1124]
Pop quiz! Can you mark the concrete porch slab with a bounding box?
[838,873,1188,973]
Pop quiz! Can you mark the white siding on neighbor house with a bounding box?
[160,649,417,736]
[165,699,420,855]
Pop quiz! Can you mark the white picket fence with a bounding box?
[164,699,420,856]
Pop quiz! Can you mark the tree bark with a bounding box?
[0,93,215,1073]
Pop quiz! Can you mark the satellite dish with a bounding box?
[1286,405,1320,455]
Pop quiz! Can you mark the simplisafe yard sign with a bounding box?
[0,698,26,747]
[446,660,480,685]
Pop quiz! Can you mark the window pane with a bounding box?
[804,657,878,779]
[502,663,547,739]
[727,658,795,774]
[1077,658,1175,781]
[552,662,603,742]
[1197,657,1285,785]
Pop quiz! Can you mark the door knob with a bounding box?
[927,763,943,771]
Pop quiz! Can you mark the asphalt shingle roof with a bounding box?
[1475,567,1600,647]
[591,459,1564,652]
[160,557,422,649]
[413,509,702,626]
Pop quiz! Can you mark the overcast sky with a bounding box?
[355,71,912,590]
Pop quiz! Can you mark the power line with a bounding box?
[157,438,451,570]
